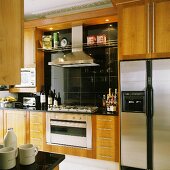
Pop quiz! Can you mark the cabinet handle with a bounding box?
[99,155,112,158]
[31,130,41,133]
[97,128,112,131]
[31,122,41,125]
[31,138,42,141]
[97,118,112,122]
[98,137,112,140]
[98,146,111,149]
[152,2,155,53]
[147,3,150,54]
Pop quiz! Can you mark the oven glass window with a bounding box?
[51,125,86,137]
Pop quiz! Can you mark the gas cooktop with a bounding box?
[48,105,98,113]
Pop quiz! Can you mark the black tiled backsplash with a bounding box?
[47,23,118,106]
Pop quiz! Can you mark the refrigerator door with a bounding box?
[153,59,170,170]
[120,60,146,91]
[120,61,147,169]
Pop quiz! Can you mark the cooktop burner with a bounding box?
[48,105,98,113]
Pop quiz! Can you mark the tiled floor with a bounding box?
[59,155,119,170]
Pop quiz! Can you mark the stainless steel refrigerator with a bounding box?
[120,59,170,170]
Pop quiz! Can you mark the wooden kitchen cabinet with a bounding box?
[3,110,28,146]
[95,115,119,162]
[0,110,4,143]
[0,0,23,85]
[30,111,44,150]
[117,0,170,60]
[9,28,44,93]
[24,28,36,68]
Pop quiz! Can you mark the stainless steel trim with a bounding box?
[49,25,99,67]
[50,120,86,128]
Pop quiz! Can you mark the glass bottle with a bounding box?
[40,86,46,110]
[57,92,61,105]
[48,90,53,110]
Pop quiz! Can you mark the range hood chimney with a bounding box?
[48,25,99,67]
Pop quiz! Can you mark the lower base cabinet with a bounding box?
[95,115,119,162]
[3,110,27,146]
[30,111,45,151]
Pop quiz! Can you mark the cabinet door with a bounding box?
[153,0,170,57]
[118,1,149,60]
[0,0,23,85]
[24,28,36,68]
[0,110,3,143]
[4,110,27,146]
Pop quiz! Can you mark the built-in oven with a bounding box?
[46,112,92,148]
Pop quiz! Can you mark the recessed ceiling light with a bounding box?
[105,19,109,22]
[49,27,53,30]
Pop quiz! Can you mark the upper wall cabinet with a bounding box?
[9,28,44,93]
[0,0,23,85]
[24,28,36,68]
[117,0,170,60]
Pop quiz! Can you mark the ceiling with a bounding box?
[24,0,113,21]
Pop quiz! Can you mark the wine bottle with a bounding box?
[40,86,46,110]
[53,93,58,108]
[48,90,53,110]
[57,92,61,105]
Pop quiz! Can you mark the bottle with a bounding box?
[40,86,46,110]
[57,92,61,105]
[4,128,17,149]
[53,93,58,108]
[102,95,106,107]
[48,90,53,110]
[53,32,59,49]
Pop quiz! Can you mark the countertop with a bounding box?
[10,151,65,170]
[0,107,118,116]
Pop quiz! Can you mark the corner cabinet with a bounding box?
[0,0,23,85]
[117,0,170,60]
[3,110,28,146]
[9,28,44,93]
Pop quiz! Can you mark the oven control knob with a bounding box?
[79,117,82,120]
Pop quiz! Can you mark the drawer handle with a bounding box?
[98,146,111,149]
[98,137,112,140]
[31,138,42,141]
[30,122,41,125]
[99,155,112,158]
[98,119,112,122]
[31,130,41,133]
[97,128,112,131]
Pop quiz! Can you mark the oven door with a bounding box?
[50,120,88,148]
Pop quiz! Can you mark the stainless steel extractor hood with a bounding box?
[48,25,99,67]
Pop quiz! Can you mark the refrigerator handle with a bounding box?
[146,87,153,118]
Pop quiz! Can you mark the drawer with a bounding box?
[96,147,115,160]
[96,138,116,147]
[30,131,43,139]
[30,114,42,124]
[96,128,114,138]
[30,138,43,150]
[30,123,43,132]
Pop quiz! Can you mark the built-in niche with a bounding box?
[45,23,118,106]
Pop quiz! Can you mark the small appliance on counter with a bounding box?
[23,96,40,110]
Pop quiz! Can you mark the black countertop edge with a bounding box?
[0,107,119,116]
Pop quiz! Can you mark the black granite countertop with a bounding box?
[9,151,65,170]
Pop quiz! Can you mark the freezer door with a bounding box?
[153,59,170,170]
[120,60,146,91]
[121,112,147,169]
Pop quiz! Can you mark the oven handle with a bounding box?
[50,120,86,128]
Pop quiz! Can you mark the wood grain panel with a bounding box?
[154,0,170,55]
[0,0,23,85]
[118,2,148,59]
